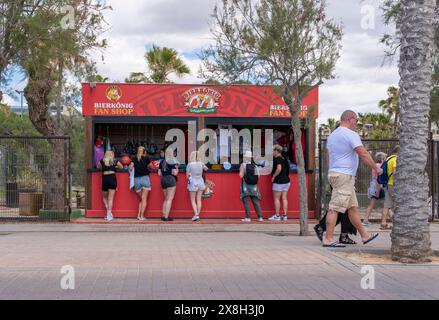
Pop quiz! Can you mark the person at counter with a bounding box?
[269,144,291,222]
[158,149,180,221]
[186,151,208,222]
[96,150,123,221]
[129,146,153,221]
[240,150,263,222]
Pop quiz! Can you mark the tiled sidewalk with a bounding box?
[0,223,438,300]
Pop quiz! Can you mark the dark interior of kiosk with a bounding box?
[93,122,308,171]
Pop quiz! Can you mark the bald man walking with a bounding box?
[324,110,381,247]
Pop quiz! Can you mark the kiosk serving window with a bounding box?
[205,118,308,170]
[91,117,195,168]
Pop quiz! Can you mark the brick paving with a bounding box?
[0,222,438,300]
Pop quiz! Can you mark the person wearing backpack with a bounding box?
[269,144,291,222]
[240,150,263,222]
[380,146,399,230]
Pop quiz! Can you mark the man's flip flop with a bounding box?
[323,242,346,248]
[363,233,379,245]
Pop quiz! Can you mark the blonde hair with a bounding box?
[273,144,283,153]
[165,148,174,161]
[136,146,145,161]
[103,151,114,167]
[375,152,387,163]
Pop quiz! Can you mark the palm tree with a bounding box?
[356,112,394,138]
[379,86,400,135]
[320,118,338,137]
[391,0,435,263]
[145,45,190,83]
[88,74,109,83]
[125,72,149,84]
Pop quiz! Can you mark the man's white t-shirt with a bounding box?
[327,126,363,176]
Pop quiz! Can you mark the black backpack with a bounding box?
[244,163,259,185]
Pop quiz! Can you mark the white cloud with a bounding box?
[92,0,399,122]
[2,94,16,106]
[318,31,398,125]
[94,0,215,82]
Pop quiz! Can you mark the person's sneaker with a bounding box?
[106,216,113,221]
[241,218,251,222]
[257,217,264,222]
[282,215,288,222]
[192,215,199,222]
[313,224,324,242]
[268,214,281,221]
[362,220,370,227]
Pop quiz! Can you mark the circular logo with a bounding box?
[106,85,122,102]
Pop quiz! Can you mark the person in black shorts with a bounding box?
[269,144,291,222]
[158,148,180,221]
[96,150,123,221]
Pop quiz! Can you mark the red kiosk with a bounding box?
[82,83,318,219]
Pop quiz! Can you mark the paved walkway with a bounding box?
[0,222,438,300]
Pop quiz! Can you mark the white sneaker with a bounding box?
[106,216,113,221]
[362,220,370,227]
[268,214,281,221]
[192,215,199,222]
[258,217,264,222]
[106,212,113,221]
[282,215,288,222]
[241,218,251,222]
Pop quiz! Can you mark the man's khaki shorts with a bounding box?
[384,185,395,209]
[328,172,358,213]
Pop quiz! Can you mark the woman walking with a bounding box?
[186,151,208,221]
[129,146,153,221]
[363,152,387,226]
[96,150,123,221]
[240,151,263,222]
[158,149,180,221]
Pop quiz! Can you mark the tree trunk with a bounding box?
[391,0,435,263]
[24,74,66,210]
[291,112,309,236]
[0,56,7,102]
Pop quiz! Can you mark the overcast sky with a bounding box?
[5,0,398,125]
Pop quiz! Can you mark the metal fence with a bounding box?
[317,137,437,221]
[0,136,71,221]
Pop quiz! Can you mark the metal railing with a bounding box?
[0,136,71,221]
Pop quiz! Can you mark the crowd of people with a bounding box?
[96,109,396,248]
[313,110,398,247]
[96,144,292,223]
